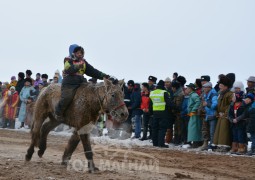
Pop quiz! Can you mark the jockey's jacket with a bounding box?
[63,57,106,80]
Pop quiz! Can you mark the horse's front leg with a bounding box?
[79,134,99,173]
[61,130,80,166]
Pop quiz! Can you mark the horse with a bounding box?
[25,78,129,173]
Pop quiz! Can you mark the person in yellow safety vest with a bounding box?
[149,80,174,148]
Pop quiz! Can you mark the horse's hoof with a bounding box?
[25,154,32,161]
[38,150,44,158]
[61,161,68,166]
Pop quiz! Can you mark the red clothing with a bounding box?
[140,91,150,112]
[3,91,19,120]
[196,88,202,96]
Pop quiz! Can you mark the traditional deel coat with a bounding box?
[213,90,233,147]
[18,86,36,122]
[3,91,19,120]
[187,91,202,142]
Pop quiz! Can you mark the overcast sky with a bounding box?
[1,0,254,86]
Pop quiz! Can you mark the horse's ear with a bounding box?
[104,78,112,90]
[118,79,125,88]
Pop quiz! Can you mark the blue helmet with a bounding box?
[69,44,79,57]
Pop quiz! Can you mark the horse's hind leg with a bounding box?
[80,134,99,173]
[38,118,61,158]
[62,130,80,166]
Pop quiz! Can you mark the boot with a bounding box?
[165,129,173,144]
[236,144,247,155]
[199,140,208,151]
[247,147,255,156]
[230,142,238,154]
[9,120,15,129]
[1,119,7,128]
[19,122,24,129]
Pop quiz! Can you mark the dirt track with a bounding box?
[0,129,255,180]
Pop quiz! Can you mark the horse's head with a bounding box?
[102,78,129,122]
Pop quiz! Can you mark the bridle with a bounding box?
[96,85,125,118]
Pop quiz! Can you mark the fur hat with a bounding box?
[186,83,196,91]
[41,74,48,79]
[26,70,32,76]
[148,76,157,83]
[219,75,232,88]
[177,76,186,86]
[195,78,202,88]
[165,77,171,82]
[24,78,32,84]
[201,75,210,82]
[11,76,16,80]
[226,73,235,88]
[171,80,181,89]
[233,81,244,91]
[157,80,165,89]
[203,82,213,88]
[173,72,178,77]
[18,72,25,79]
[10,86,15,90]
[142,82,149,90]
[127,80,134,87]
[247,76,255,83]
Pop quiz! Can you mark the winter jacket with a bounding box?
[173,87,184,113]
[16,79,25,94]
[3,91,19,120]
[181,95,189,118]
[34,79,43,87]
[247,102,255,133]
[204,88,218,121]
[130,85,143,116]
[140,91,150,112]
[228,101,248,123]
[63,57,107,86]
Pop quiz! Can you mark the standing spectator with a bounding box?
[186,83,202,148]
[130,83,143,139]
[150,80,173,148]
[53,76,59,84]
[140,82,150,141]
[195,78,202,96]
[2,86,19,129]
[41,74,49,87]
[172,80,184,145]
[165,77,174,143]
[25,69,35,85]
[54,70,63,83]
[201,82,218,151]
[245,93,255,155]
[228,91,247,154]
[214,74,225,93]
[172,72,178,81]
[0,84,8,128]
[148,75,157,91]
[180,87,190,145]
[18,78,36,128]
[214,74,235,152]
[10,76,17,87]
[233,81,245,93]
[16,72,26,94]
[199,75,211,151]
[176,76,187,92]
[122,80,134,138]
[246,76,255,94]
[34,73,43,88]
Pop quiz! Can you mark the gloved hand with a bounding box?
[188,112,196,117]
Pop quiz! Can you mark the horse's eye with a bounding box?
[111,94,115,98]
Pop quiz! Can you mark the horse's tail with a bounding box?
[30,87,50,147]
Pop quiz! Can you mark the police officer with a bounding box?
[150,80,173,148]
